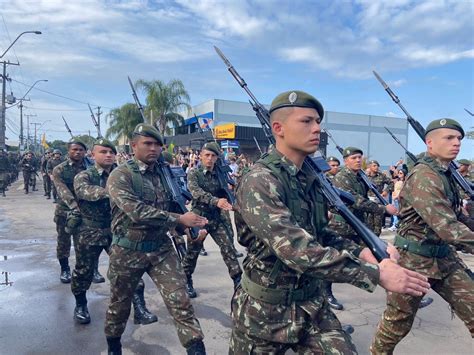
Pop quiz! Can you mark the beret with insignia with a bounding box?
[458,159,471,166]
[68,137,87,150]
[53,149,62,155]
[202,142,221,156]
[368,160,380,166]
[424,118,464,139]
[93,138,117,154]
[269,90,324,119]
[343,146,363,158]
[133,123,164,145]
[327,156,340,165]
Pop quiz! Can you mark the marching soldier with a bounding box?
[41,149,53,199]
[104,124,208,355]
[366,160,394,235]
[52,139,89,283]
[181,142,242,298]
[20,151,38,194]
[0,150,10,197]
[71,138,157,326]
[371,119,474,353]
[47,149,63,203]
[229,90,430,354]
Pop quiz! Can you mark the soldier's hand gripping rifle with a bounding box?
[195,113,236,205]
[384,127,418,164]
[215,46,390,261]
[373,71,474,200]
[62,116,74,138]
[88,104,102,138]
[324,128,388,206]
[127,76,200,244]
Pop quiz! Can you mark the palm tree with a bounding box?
[105,103,143,145]
[135,79,191,135]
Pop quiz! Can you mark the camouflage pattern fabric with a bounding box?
[184,166,241,279]
[54,215,78,259]
[329,166,385,242]
[230,148,380,353]
[104,158,203,346]
[41,155,52,196]
[47,157,63,200]
[21,157,38,192]
[0,153,10,193]
[366,171,393,235]
[371,154,474,354]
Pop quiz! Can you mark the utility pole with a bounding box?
[30,122,41,152]
[1,60,20,150]
[17,98,30,147]
[25,113,36,150]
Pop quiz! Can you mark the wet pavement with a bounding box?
[0,177,472,354]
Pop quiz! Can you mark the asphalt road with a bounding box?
[0,177,472,354]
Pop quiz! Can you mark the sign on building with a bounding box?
[214,123,236,139]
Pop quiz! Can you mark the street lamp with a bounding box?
[1,30,42,150]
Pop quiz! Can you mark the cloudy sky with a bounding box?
[1,0,473,158]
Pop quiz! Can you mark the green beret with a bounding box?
[46,149,53,153]
[269,90,324,119]
[202,142,220,156]
[368,160,380,166]
[424,118,464,139]
[133,123,164,145]
[162,151,174,164]
[458,159,471,166]
[93,138,117,154]
[342,147,363,158]
[68,137,87,150]
[327,156,340,164]
[53,149,62,155]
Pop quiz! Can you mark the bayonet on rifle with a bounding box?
[216,46,390,261]
[62,116,74,138]
[373,70,473,199]
[384,127,418,163]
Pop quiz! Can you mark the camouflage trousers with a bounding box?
[0,172,8,191]
[182,221,242,279]
[71,228,110,296]
[105,240,204,346]
[54,215,78,260]
[371,266,474,354]
[364,212,384,236]
[42,173,51,195]
[22,171,33,192]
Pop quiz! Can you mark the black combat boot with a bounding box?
[326,282,343,310]
[59,258,71,283]
[233,246,244,258]
[1,189,5,197]
[106,336,122,355]
[199,246,207,256]
[92,258,105,284]
[186,275,197,298]
[419,296,434,309]
[185,339,206,355]
[132,286,158,325]
[232,274,241,290]
[73,293,91,324]
[342,324,355,334]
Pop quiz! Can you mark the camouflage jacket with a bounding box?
[398,154,474,258]
[0,155,10,172]
[40,156,49,174]
[107,158,180,242]
[367,170,393,196]
[187,165,225,220]
[46,157,63,175]
[20,157,38,172]
[325,171,337,182]
[233,149,379,342]
[52,158,87,215]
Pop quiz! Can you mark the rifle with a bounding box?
[464,108,474,117]
[384,127,418,163]
[253,136,263,155]
[324,128,388,206]
[215,46,390,261]
[127,76,200,241]
[88,104,102,138]
[373,71,474,199]
[62,116,74,138]
[195,113,236,205]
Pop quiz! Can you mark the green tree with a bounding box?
[135,78,191,135]
[105,103,143,145]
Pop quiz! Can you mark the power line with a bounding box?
[22,106,89,112]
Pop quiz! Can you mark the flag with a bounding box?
[168,142,175,154]
[41,133,49,149]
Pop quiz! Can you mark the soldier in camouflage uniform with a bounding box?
[71,138,157,326]
[52,139,89,283]
[371,119,474,354]
[20,151,38,194]
[47,149,63,203]
[8,152,19,184]
[230,90,430,354]
[104,124,208,355]
[181,142,243,298]
[366,160,394,235]
[457,159,473,218]
[0,150,10,197]
[41,149,53,199]
[326,156,340,182]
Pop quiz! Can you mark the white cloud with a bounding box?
[389,79,407,88]
[386,111,398,117]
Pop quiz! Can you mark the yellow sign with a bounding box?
[214,123,236,139]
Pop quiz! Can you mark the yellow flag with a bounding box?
[168,142,175,154]
[41,133,49,149]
